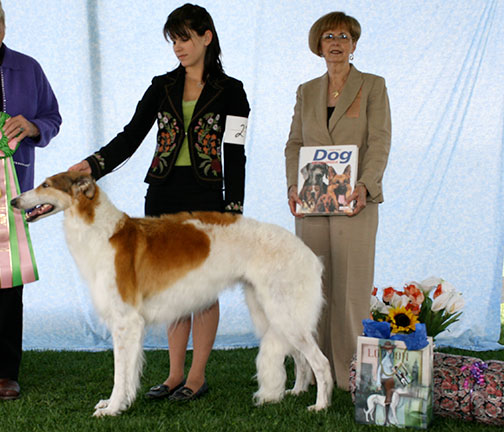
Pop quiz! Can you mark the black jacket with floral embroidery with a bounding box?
[86,66,249,212]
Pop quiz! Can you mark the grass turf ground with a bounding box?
[1,345,503,432]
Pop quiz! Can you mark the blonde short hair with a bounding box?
[308,12,361,56]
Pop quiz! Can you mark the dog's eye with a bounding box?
[42,183,49,188]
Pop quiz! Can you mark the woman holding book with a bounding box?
[69,3,249,402]
[284,11,391,391]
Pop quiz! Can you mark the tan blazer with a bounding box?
[285,65,391,203]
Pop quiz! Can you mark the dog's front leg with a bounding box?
[93,312,145,417]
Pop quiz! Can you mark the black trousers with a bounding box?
[145,167,223,216]
[0,285,23,381]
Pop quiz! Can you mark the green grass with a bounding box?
[1,347,504,432]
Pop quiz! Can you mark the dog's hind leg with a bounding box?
[253,328,290,405]
[245,284,291,404]
[297,335,332,411]
[93,311,145,417]
[243,283,269,338]
[280,330,333,411]
[286,349,312,396]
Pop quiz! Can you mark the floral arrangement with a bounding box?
[370,276,464,339]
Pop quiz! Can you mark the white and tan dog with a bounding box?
[363,392,400,424]
[11,172,333,417]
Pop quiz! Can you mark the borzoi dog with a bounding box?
[11,172,333,417]
[364,391,400,425]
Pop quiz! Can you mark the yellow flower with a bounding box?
[386,306,419,333]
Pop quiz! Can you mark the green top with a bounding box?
[175,99,197,166]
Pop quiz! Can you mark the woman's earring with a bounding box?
[350,53,354,61]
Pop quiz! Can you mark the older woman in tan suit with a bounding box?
[285,11,391,391]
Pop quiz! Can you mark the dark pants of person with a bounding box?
[145,166,223,216]
[0,285,23,381]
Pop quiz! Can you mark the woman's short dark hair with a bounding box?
[308,12,361,56]
[164,3,223,79]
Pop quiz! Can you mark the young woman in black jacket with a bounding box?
[70,3,249,402]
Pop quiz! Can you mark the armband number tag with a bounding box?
[223,116,248,145]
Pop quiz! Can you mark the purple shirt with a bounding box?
[1,44,61,192]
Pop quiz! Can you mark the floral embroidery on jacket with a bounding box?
[224,201,243,213]
[92,152,105,171]
[152,112,180,173]
[194,113,222,176]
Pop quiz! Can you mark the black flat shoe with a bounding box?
[169,380,209,402]
[145,380,185,399]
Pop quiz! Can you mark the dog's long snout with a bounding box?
[10,197,21,209]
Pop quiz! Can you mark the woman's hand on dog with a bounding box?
[288,185,304,217]
[68,160,92,174]
[346,184,367,216]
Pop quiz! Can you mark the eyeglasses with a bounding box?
[321,33,350,42]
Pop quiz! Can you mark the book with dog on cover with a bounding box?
[296,145,358,215]
[354,336,434,429]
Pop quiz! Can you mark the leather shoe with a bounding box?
[145,379,185,399]
[0,379,20,400]
[169,380,209,402]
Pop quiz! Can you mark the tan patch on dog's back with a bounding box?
[166,211,240,226]
[109,213,240,305]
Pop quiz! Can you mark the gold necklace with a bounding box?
[332,81,346,98]
[330,71,350,98]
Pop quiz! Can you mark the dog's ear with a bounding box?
[327,166,336,179]
[301,163,310,180]
[343,165,351,177]
[73,175,96,199]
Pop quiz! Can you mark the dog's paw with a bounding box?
[93,406,120,417]
[307,402,329,412]
[94,399,110,410]
[285,388,306,396]
[253,390,284,406]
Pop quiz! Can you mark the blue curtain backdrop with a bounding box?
[3,0,503,351]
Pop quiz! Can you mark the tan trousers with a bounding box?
[295,203,378,391]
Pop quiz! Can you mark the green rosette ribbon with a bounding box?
[0,111,21,158]
[0,111,38,288]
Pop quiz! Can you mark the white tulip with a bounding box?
[390,292,409,308]
[440,280,456,293]
[370,295,391,314]
[419,276,442,294]
[431,291,454,312]
[445,292,464,314]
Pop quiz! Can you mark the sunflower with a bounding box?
[386,306,419,333]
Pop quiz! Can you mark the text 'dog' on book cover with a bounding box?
[296,145,358,215]
[354,336,433,429]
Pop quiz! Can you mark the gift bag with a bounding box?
[434,352,504,426]
[0,112,38,288]
[354,336,433,428]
